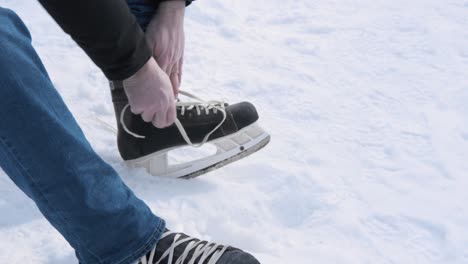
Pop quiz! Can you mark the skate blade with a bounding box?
[125,123,271,179]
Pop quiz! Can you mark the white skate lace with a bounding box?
[138,230,229,264]
[120,90,227,148]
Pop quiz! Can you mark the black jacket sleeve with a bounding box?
[155,0,194,7]
[38,0,152,81]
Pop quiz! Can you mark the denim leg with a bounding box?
[126,0,156,30]
[0,8,165,264]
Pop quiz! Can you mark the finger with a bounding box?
[178,55,183,86]
[152,109,167,128]
[153,103,170,128]
[162,62,170,75]
[129,106,143,115]
[155,53,171,74]
[174,59,182,95]
[169,66,179,96]
[141,110,156,123]
[165,102,177,126]
[170,63,180,94]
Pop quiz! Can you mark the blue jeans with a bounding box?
[0,7,165,264]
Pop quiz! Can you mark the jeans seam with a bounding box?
[0,134,104,263]
[116,219,166,264]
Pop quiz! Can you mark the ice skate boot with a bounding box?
[110,81,270,179]
[136,229,260,264]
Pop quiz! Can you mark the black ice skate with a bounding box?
[110,81,270,179]
[136,229,260,264]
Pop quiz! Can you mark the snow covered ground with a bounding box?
[1,0,468,263]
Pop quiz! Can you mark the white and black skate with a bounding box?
[110,81,270,179]
[136,229,260,264]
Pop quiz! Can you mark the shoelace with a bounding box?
[138,230,229,264]
[120,91,227,148]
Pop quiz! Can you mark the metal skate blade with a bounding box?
[125,123,271,179]
[180,134,271,179]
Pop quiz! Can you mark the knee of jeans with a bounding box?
[0,8,32,45]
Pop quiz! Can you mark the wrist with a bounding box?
[124,58,158,88]
[158,1,186,13]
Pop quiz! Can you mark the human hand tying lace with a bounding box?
[123,57,176,129]
[146,0,186,96]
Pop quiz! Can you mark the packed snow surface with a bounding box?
[1,0,468,263]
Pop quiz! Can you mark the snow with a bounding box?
[1,0,468,263]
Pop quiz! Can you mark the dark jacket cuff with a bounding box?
[155,0,194,7]
[101,23,153,81]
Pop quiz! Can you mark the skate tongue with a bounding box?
[174,91,227,147]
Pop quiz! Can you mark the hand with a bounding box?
[123,57,176,128]
[145,0,186,96]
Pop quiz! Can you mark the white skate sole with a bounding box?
[125,123,270,179]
